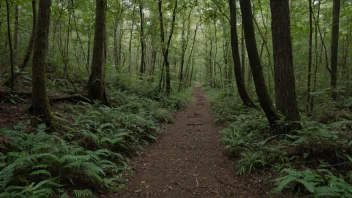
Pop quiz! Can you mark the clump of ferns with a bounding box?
[68,102,165,156]
[0,123,126,197]
[222,114,352,177]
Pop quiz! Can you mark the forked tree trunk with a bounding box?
[87,0,107,102]
[239,0,279,126]
[270,0,300,122]
[228,0,256,107]
[157,0,177,95]
[31,0,54,125]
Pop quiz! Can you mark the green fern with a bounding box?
[273,168,352,197]
[72,189,94,197]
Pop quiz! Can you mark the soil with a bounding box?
[111,84,272,198]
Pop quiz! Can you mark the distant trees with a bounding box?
[5,0,37,87]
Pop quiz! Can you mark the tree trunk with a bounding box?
[185,23,199,86]
[5,0,14,91]
[306,0,313,113]
[139,1,146,74]
[128,3,136,73]
[157,0,177,95]
[87,0,107,102]
[178,9,192,92]
[330,0,341,99]
[114,17,121,71]
[239,0,279,126]
[270,0,300,122]
[86,32,91,73]
[21,1,37,70]
[228,0,256,107]
[13,5,19,65]
[31,0,54,125]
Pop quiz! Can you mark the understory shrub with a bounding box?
[207,86,352,197]
[0,88,191,197]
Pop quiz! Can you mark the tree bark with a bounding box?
[157,0,177,95]
[270,0,300,122]
[31,0,54,125]
[178,9,192,92]
[21,1,37,70]
[87,0,107,102]
[306,0,313,113]
[5,0,14,91]
[185,23,199,86]
[128,3,136,73]
[139,1,146,74]
[114,17,122,71]
[239,0,279,126]
[13,5,19,65]
[330,0,341,99]
[228,0,255,107]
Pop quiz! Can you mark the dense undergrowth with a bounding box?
[204,86,352,197]
[0,76,191,197]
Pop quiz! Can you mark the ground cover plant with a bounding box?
[205,87,352,197]
[1,0,352,197]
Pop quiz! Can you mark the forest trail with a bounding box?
[113,84,266,198]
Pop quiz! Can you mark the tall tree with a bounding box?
[139,0,146,74]
[87,0,107,103]
[270,0,300,122]
[13,5,19,65]
[5,0,14,91]
[228,0,255,107]
[157,0,178,95]
[178,7,192,92]
[330,0,341,99]
[306,0,313,113]
[31,0,54,125]
[239,0,279,126]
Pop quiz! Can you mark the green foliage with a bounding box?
[72,189,94,197]
[274,168,352,197]
[203,87,259,123]
[0,123,124,197]
[0,93,26,105]
[208,87,352,196]
[344,97,352,108]
[0,86,191,197]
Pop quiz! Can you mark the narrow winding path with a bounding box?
[114,85,266,197]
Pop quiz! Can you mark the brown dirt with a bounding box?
[111,84,270,198]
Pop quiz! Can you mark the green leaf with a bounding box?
[296,179,315,193]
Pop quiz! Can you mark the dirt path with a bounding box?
[113,85,266,198]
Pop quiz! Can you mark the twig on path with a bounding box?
[186,123,205,126]
[186,115,202,118]
[215,176,266,196]
[172,181,198,195]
